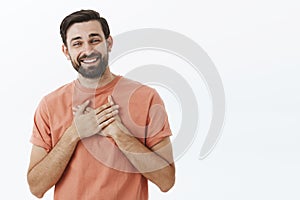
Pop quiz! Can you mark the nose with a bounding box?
[82,43,94,55]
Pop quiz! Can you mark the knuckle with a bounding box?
[102,116,108,121]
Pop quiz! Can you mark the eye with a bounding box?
[72,41,82,47]
[90,38,101,44]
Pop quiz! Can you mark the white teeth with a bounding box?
[82,58,97,63]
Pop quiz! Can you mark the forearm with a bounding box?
[112,133,175,192]
[27,124,80,198]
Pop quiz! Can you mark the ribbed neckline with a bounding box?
[73,75,122,94]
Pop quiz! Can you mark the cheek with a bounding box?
[69,52,80,62]
[95,44,108,54]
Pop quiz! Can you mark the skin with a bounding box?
[27,20,175,198]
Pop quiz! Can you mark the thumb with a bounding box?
[108,95,115,105]
[76,100,90,114]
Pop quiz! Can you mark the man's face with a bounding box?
[63,20,112,79]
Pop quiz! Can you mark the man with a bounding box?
[27,9,175,200]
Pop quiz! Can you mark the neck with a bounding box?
[77,67,116,89]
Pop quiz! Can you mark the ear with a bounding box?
[106,36,113,52]
[62,44,71,60]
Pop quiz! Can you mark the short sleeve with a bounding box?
[30,98,52,152]
[145,90,172,148]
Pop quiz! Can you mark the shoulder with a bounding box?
[42,81,74,105]
[114,77,158,99]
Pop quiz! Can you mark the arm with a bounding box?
[112,133,175,192]
[27,100,118,198]
[101,96,175,192]
[27,125,79,198]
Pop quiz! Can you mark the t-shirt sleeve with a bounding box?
[145,89,172,148]
[30,98,52,152]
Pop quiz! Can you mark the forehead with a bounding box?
[66,20,104,41]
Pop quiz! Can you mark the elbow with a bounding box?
[27,173,45,198]
[31,191,44,199]
[159,166,175,193]
[28,181,45,198]
[160,175,175,192]
[30,187,44,199]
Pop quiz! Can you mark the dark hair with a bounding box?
[60,9,110,46]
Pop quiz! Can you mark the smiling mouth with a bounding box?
[80,57,99,64]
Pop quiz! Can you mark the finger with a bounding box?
[98,117,115,130]
[97,109,118,124]
[97,109,119,124]
[85,107,93,114]
[72,107,79,115]
[73,106,90,115]
[94,102,112,114]
[76,100,90,114]
[72,104,80,110]
[86,107,93,112]
[72,109,79,114]
[96,105,119,119]
[108,95,114,105]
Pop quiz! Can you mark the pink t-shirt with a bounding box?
[30,76,172,200]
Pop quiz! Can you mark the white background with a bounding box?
[1,0,299,199]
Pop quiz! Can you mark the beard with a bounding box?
[71,51,109,79]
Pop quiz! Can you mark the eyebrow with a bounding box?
[89,33,102,38]
[70,33,103,43]
[70,36,82,43]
